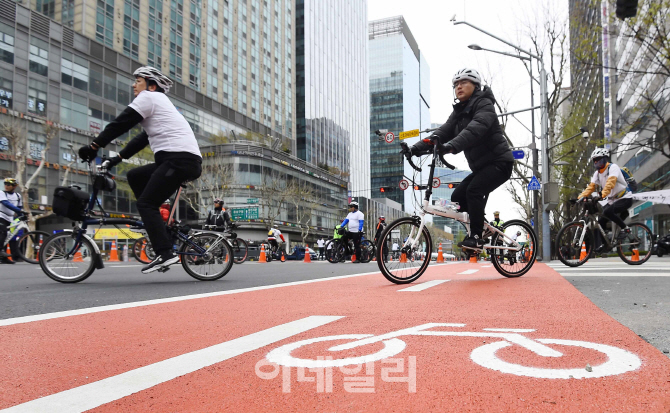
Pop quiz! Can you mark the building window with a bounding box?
[96,0,114,47]
[28,79,47,116]
[0,27,14,65]
[117,76,133,106]
[104,71,117,101]
[123,0,140,59]
[61,52,89,92]
[36,0,55,18]
[0,68,12,109]
[29,38,49,77]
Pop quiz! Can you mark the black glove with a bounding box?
[78,144,99,162]
[399,142,411,156]
[439,143,455,154]
[19,212,28,221]
[107,155,123,168]
[591,193,602,202]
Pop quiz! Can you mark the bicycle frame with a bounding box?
[2,218,29,247]
[570,201,623,251]
[402,141,523,254]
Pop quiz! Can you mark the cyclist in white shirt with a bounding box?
[78,66,202,274]
[316,237,325,260]
[340,201,364,263]
[578,147,633,249]
[267,225,285,254]
[0,178,25,264]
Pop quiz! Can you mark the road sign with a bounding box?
[512,150,525,160]
[399,129,420,140]
[432,177,441,188]
[399,179,409,191]
[527,176,541,191]
[231,207,259,220]
[384,132,395,143]
[247,198,259,204]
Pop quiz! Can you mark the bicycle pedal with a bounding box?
[157,266,171,273]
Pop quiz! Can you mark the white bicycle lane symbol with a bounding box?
[266,323,642,379]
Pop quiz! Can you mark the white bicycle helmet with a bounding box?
[133,66,174,93]
[452,68,482,88]
[349,201,359,208]
[590,147,610,160]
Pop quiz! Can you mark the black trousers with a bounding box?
[345,231,362,260]
[599,198,633,229]
[127,157,202,255]
[451,161,513,237]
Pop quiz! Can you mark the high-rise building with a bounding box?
[368,16,430,212]
[295,0,369,198]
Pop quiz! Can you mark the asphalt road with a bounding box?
[1,257,668,358]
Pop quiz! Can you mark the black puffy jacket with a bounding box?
[411,87,513,172]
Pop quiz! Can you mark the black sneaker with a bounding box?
[459,235,485,249]
[1,258,15,264]
[142,253,179,274]
[0,250,9,258]
[617,228,631,241]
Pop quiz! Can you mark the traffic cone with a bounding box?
[5,245,12,262]
[73,249,84,262]
[469,254,478,263]
[304,244,312,263]
[436,243,445,263]
[140,242,149,262]
[631,248,639,262]
[281,251,286,262]
[399,252,407,263]
[351,253,356,262]
[579,242,587,261]
[36,236,43,260]
[259,243,267,263]
[108,240,120,262]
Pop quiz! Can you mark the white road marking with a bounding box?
[561,272,670,277]
[458,269,479,275]
[481,265,492,268]
[483,328,536,333]
[1,316,342,413]
[398,280,450,292]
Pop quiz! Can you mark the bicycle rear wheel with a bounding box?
[231,238,248,264]
[180,233,234,281]
[617,223,653,265]
[325,240,339,263]
[359,239,375,263]
[555,221,594,267]
[490,219,537,277]
[376,217,432,284]
[16,231,50,264]
[39,233,96,283]
[132,237,151,264]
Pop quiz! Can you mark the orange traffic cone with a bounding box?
[259,244,267,263]
[469,254,478,263]
[108,240,120,262]
[579,242,587,261]
[436,243,445,263]
[399,252,408,263]
[73,249,84,262]
[351,253,356,262]
[631,248,639,262]
[140,242,149,262]
[281,251,286,262]
[304,244,312,263]
[5,245,12,262]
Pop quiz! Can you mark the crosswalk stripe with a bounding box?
[458,269,479,275]
[397,280,450,292]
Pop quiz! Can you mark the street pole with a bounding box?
[529,57,539,258]
[540,67,550,261]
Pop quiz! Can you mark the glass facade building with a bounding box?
[431,167,470,242]
[369,16,430,212]
[296,0,369,198]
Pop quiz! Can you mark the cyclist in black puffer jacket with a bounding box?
[407,68,513,249]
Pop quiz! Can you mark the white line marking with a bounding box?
[1,264,458,327]
[483,328,536,333]
[481,265,492,268]
[398,280,450,292]
[1,316,342,413]
[561,273,670,277]
[458,269,479,275]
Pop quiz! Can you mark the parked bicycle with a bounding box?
[376,131,537,284]
[555,198,653,267]
[39,157,235,283]
[1,216,50,264]
[325,232,375,263]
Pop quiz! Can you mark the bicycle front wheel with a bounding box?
[555,221,594,267]
[376,217,432,284]
[180,233,234,281]
[617,223,653,265]
[16,231,50,264]
[231,238,248,264]
[39,233,96,283]
[325,240,339,263]
[490,219,537,277]
[132,237,151,264]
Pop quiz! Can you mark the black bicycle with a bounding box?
[203,223,248,264]
[555,198,653,267]
[325,231,375,263]
[39,157,234,283]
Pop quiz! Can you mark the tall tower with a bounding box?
[368,16,430,211]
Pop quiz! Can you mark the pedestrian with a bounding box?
[340,201,364,263]
[206,198,233,230]
[374,216,388,262]
[491,211,504,228]
[0,178,25,264]
[317,237,325,260]
[404,68,513,249]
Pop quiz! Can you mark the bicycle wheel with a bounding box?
[231,238,248,264]
[39,233,96,283]
[490,219,537,277]
[359,239,375,263]
[376,217,432,284]
[180,233,234,281]
[132,237,151,264]
[325,240,339,263]
[617,223,653,265]
[555,221,594,267]
[16,231,50,264]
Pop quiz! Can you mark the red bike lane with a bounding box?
[1,262,669,412]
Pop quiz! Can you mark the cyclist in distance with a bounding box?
[340,201,364,263]
[267,225,285,255]
[374,216,388,262]
[206,198,233,230]
[578,147,633,250]
[0,178,25,264]
[404,68,513,249]
[78,66,202,273]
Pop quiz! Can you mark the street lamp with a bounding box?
[468,44,530,61]
[458,20,549,260]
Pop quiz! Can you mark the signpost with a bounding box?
[512,150,525,160]
[247,198,259,204]
[231,207,259,220]
[399,129,420,140]
[527,176,541,191]
[399,179,409,191]
[384,132,395,143]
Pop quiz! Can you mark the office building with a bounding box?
[368,16,430,212]
[295,0,369,198]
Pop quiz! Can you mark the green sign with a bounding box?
[633,201,652,216]
[247,198,259,204]
[231,207,259,220]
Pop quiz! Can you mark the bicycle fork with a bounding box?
[329,323,563,357]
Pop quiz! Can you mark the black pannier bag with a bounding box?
[52,186,90,220]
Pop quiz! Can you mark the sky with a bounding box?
[367,0,569,222]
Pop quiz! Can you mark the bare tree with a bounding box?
[182,152,233,218]
[258,170,292,229]
[286,181,321,244]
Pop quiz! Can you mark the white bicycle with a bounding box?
[266,322,641,379]
[2,216,51,264]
